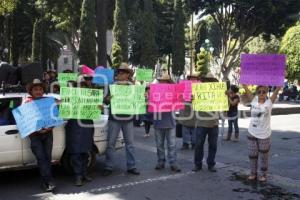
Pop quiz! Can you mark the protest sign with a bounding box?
[92,68,114,85]
[110,85,146,115]
[58,73,78,87]
[82,65,95,75]
[136,69,153,82]
[12,97,64,138]
[148,84,184,112]
[178,80,199,101]
[59,87,103,120]
[192,82,228,112]
[240,54,285,86]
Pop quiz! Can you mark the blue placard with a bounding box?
[92,68,114,85]
[12,97,64,138]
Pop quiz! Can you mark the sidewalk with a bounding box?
[239,100,300,117]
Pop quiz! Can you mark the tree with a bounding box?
[0,0,17,15]
[280,23,300,80]
[245,34,280,54]
[172,0,185,75]
[112,0,128,63]
[111,42,122,68]
[195,49,209,76]
[78,0,96,68]
[191,0,300,80]
[96,0,107,66]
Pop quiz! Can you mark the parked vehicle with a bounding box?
[0,92,123,172]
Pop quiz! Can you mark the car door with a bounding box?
[0,97,23,169]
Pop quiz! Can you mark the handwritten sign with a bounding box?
[58,73,78,87]
[192,82,228,112]
[110,85,146,115]
[148,84,184,112]
[59,87,103,120]
[178,80,199,101]
[12,98,64,138]
[92,68,114,85]
[136,69,153,82]
[240,54,285,86]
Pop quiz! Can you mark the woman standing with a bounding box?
[242,84,281,182]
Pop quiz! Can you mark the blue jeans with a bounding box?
[227,112,239,139]
[194,126,218,167]
[70,153,88,178]
[105,120,137,170]
[182,126,196,145]
[154,128,177,166]
[30,133,53,182]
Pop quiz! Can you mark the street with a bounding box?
[0,114,300,200]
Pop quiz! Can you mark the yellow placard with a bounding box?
[192,82,229,112]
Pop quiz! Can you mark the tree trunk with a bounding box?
[96,0,107,66]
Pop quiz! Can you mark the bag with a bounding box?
[176,123,182,138]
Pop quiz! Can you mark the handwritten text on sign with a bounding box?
[192,82,228,112]
[59,87,103,120]
[12,97,64,138]
[240,54,286,86]
[110,85,146,115]
[148,84,184,112]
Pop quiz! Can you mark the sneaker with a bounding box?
[143,133,150,138]
[42,181,56,192]
[127,168,140,175]
[208,166,217,172]
[192,165,202,172]
[74,177,83,187]
[102,169,113,177]
[170,165,181,172]
[83,175,92,182]
[155,163,165,170]
[180,143,189,150]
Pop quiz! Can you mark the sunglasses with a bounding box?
[257,90,267,94]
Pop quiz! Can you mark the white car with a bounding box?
[0,92,123,172]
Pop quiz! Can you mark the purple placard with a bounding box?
[240,54,286,86]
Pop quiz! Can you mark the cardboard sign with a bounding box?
[92,68,114,85]
[240,54,285,86]
[58,73,78,87]
[178,80,199,101]
[82,65,95,75]
[192,82,228,112]
[59,87,103,120]
[110,85,146,115]
[136,69,153,82]
[12,98,64,138]
[148,84,184,112]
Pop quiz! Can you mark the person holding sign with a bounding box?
[64,80,99,186]
[25,79,56,192]
[242,84,281,182]
[102,63,140,176]
[152,74,181,172]
[193,73,221,173]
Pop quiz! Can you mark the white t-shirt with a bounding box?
[248,96,273,139]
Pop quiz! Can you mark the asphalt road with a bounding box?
[0,114,300,200]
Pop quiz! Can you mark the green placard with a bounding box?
[58,73,78,87]
[192,82,229,112]
[59,87,103,120]
[136,69,153,82]
[110,85,146,115]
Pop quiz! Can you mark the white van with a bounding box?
[0,93,123,172]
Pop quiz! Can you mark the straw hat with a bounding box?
[117,63,133,76]
[26,79,47,94]
[157,74,173,83]
[187,72,200,80]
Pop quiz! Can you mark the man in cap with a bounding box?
[25,79,56,192]
[102,63,140,176]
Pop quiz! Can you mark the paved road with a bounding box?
[0,114,300,200]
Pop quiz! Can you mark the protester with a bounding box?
[224,85,240,141]
[177,73,199,150]
[102,63,140,176]
[64,80,96,186]
[141,85,153,137]
[242,84,281,182]
[193,73,220,173]
[25,79,56,192]
[152,74,181,172]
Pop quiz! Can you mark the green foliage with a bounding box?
[0,0,17,15]
[195,49,209,76]
[172,0,185,75]
[113,0,128,62]
[280,23,300,80]
[31,19,41,62]
[78,0,96,68]
[245,34,280,54]
[111,42,123,68]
